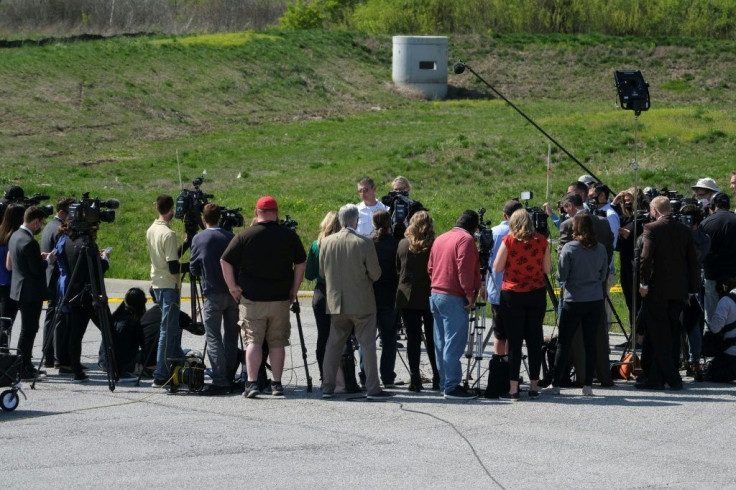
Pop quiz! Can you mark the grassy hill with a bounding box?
[1,29,735,282]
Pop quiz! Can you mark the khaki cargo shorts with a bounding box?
[238,298,291,347]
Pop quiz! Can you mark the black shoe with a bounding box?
[366,390,394,401]
[635,379,664,390]
[528,390,539,399]
[669,381,684,391]
[431,377,441,391]
[72,372,89,383]
[271,381,284,396]
[43,359,56,368]
[58,367,74,375]
[244,382,259,398]
[444,385,478,400]
[408,375,423,392]
[198,384,231,396]
[152,378,167,388]
[500,391,521,401]
[21,367,45,381]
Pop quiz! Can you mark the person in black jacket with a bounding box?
[396,210,439,391]
[360,210,400,387]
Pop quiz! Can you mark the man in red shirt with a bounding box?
[428,210,481,399]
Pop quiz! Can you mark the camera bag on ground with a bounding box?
[702,293,736,358]
[484,354,510,399]
[341,344,361,394]
[168,352,206,392]
[539,336,558,387]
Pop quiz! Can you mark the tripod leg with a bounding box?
[84,247,117,392]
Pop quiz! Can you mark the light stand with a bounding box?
[613,70,650,369]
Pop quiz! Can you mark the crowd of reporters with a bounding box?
[1,170,736,399]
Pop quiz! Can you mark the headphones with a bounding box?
[709,192,731,211]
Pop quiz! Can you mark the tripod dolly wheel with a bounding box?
[1,389,19,411]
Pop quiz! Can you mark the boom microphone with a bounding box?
[453,61,466,75]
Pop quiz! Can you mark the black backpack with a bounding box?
[484,354,510,399]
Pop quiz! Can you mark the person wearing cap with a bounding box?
[486,199,523,355]
[356,176,387,236]
[692,177,721,208]
[579,174,597,188]
[146,194,190,387]
[0,185,24,223]
[700,192,736,324]
[189,203,238,396]
[221,196,306,398]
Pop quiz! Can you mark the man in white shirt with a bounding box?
[356,176,387,236]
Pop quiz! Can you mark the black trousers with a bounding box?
[705,354,736,382]
[68,306,91,374]
[641,298,684,387]
[42,279,59,361]
[312,283,352,380]
[553,300,603,387]
[17,300,43,368]
[401,308,439,381]
[0,284,19,349]
[500,287,546,382]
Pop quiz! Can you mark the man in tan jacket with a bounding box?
[319,204,392,400]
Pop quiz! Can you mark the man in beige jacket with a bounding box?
[319,204,392,400]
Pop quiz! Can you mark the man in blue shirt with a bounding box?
[486,200,522,355]
[190,203,238,396]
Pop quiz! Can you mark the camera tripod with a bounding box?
[33,240,117,391]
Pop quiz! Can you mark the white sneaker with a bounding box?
[541,385,560,395]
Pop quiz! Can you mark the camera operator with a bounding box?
[41,197,75,369]
[356,176,387,237]
[429,210,482,400]
[189,203,238,396]
[146,194,190,387]
[0,185,24,223]
[636,196,699,390]
[700,192,736,325]
[62,221,111,382]
[221,196,306,398]
[679,203,710,380]
[579,174,597,189]
[7,206,56,380]
[381,175,426,239]
[486,200,523,356]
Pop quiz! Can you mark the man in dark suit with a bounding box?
[557,192,614,386]
[6,206,54,379]
[638,196,699,389]
[319,203,391,400]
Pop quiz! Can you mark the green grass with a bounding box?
[1,29,735,328]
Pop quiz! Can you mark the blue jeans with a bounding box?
[153,288,184,381]
[430,293,469,394]
[704,279,719,326]
[202,292,240,387]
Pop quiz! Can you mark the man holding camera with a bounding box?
[428,210,481,400]
[221,196,306,398]
[189,203,238,396]
[637,196,699,390]
[7,206,55,380]
[356,176,387,237]
[146,194,189,387]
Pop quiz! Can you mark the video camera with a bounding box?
[520,191,549,237]
[175,177,212,236]
[0,189,54,220]
[474,207,493,274]
[68,192,119,233]
[219,206,244,232]
[280,215,298,231]
[641,186,703,227]
[380,190,426,238]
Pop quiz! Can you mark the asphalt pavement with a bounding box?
[1,278,735,489]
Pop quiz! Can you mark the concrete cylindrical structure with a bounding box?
[392,36,448,100]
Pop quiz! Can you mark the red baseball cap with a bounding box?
[256,196,278,211]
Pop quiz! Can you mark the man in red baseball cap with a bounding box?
[221,196,306,398]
